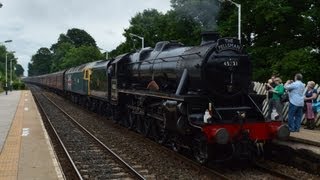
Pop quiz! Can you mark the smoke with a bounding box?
[171,0,221,31]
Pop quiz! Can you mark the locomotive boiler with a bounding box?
[127,32,251,99]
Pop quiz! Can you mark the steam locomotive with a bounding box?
[24,32,290,163]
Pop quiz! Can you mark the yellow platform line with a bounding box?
[0,91,24,180]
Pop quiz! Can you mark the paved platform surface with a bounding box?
[0,90,63,180]
[275,128,320,156]
[289,129,320,147]
[0,91,21,152]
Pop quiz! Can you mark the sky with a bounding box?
[0,0,171,76]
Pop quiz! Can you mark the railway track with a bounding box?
[253,162,299,180]
[30,85,310,179]
[32,86,150,179]
[144,133,300,180]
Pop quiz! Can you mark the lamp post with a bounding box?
[5,51,15,93]
[98,47,109,60]
[2,40,13,95]
[219,0,241,42]
[0,2,3,8]
[10,57,17,91]
[129,33,144,49]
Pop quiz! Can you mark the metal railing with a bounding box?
[253,82,320,127]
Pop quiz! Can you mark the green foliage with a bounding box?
[28,47,52,76]
[110,9,202,57]
[25,1,320,84]
[15,64,24,77]
[12,81,25,90]
[217,0,320,82]
[66,28,97,47]
[50,42,75,72]
[51,29,97,51]
[276,48,319,82]
[49,28,102,72]
[28,28,103,75]
[0,45,21,86]
[60,46,102,69]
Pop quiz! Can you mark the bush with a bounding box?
[12,81,26,90]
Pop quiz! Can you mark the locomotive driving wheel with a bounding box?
[142,117,152,137]
[193,136,209,164]
[153,118,166,144]
[128,109,136,130]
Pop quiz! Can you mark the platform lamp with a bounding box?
[1,40,13,94]
[219,0,241,42]
[129,33,144,49]
[5,49,15,95]
[98,47,109,60]
[10,57,17,91]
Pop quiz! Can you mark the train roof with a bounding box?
[91,60,109,69]
[65,60,103,74]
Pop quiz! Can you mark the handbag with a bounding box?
[312,101,320,113]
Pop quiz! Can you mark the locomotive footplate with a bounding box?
[118,89,208,103]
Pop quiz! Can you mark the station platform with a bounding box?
[289,129,320,147]
[0,90,63,180]
[275,128,320,156]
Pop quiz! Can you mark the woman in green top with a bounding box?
[268,78,285,121]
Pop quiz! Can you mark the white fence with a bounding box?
[253,82,320,127]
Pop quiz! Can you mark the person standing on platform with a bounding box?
[284,73,305,132]
[268,78,285,121]
[266,75,276,120]
[304,81,318,130]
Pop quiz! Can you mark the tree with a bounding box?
[50,42,75,72]
[0,46,17,82]
[66,28,97,47]
[217,0,320,81]
[110,9,201,57]
[28,47,52,76]
[28,63,34,76]
[15,64,24,77]
[48,28,102,72]
[60,46,102,70]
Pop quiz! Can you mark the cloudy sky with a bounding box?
[0,0,171,76]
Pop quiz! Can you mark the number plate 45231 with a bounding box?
[223,60,239,67]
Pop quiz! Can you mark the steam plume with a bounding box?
[171,0,221,31]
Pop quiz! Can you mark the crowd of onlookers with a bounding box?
[266,73,319,132]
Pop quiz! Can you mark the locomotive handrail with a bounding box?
[126,52,202,65]
[212,54,248,58]
[215,106,252,111]
[247,94,266,119]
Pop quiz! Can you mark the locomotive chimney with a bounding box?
[201,31,220,45]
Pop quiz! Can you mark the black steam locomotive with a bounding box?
[24,32,289,163]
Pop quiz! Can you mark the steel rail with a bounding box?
[32,90,83,180]
[35,85,300,180]
[134,132,231,180]
[254,162,299,180]
[42,91,146,180]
